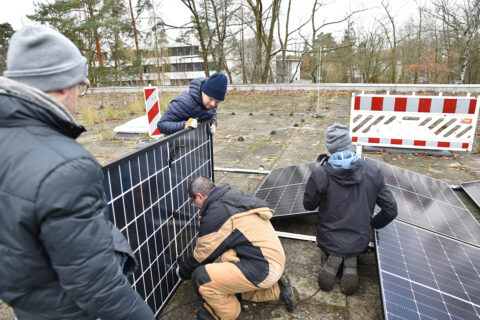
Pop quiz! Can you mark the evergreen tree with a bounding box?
[0,22,15,74]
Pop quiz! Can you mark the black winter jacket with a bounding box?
[0,77,154,320]
[157,78,217,135]
[303,158,397,256]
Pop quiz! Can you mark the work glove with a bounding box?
[184,118,198,130]
[210,123,217,135]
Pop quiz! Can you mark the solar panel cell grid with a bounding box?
[254,162,318,218]
[377,221,480,320]
[367,158,480,247]
[102,125,213,316]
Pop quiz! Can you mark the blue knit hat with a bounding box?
[202,73,227,101]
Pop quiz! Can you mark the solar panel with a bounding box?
[367,158,480,247]
[254,162,318,218]
[459,180,480,209]
[102,123,213,316]
[376,220,480,320]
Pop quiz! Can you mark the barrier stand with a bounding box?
[144,86,163,138]
[350,91,479,156]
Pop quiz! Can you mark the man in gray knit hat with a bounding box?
[303,123,397,295]
[0,26,154,319]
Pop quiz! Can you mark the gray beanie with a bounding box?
[4,25,87,92]
[325,123,353,154]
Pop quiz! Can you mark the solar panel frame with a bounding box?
[254,162,318,218]
[102,123,213,316]
[376,220,480,320]
[459,180,480,209]
[368,158,480,320]
[366,158,480,247]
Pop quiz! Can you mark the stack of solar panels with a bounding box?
[368,158,480,320]
[102,124,213,316]
[459,180,480,209]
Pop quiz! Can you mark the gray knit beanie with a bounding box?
[325,123,353,154]
[4,25,87,92]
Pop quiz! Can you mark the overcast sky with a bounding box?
[1,0,420,42]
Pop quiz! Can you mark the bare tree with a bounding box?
[181,0,213,76]
[129,0,142,84]
[237,2,248,83]
[85,0,104,68]
[378,0,397,83]
[275,0,312,83]
[261,0,281,82]
[305,0,364,83]
[429,0,480,83]
[277,0,292,83]
[356,26,388,83]
[413,0,426,83]
[209,0,239,83]
[245,0,263,82]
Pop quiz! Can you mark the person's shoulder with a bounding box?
[48,140,100,179]
[51,133,96,161]
[362,159,380,172]
[169,91,195,108]
[191,77,207,85]
[361,159,387,182]
[33,132,100,183]
[313,163,328,175]
[188,78,206,97]
[20,123,94,165]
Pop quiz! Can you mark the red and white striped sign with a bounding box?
[350,92,479,154]
[144,87,162,138]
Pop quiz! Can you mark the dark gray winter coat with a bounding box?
[0,77,154,320]
[303,158,397,257]
[156,77,217,134]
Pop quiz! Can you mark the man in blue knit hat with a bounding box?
[157,72,228,135]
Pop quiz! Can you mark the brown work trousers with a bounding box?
[197,262,281,320]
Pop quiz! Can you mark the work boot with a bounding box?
[197,306,218,320]
[317,255,342,292]
[340,256,358,295]
[278,273,299,312]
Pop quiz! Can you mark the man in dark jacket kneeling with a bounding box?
[303,123,398,295]
[0,26,154,319]
[157,72,227,135]
[177,177,298,320]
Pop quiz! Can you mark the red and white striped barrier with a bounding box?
[144,87,162,138]
[350,92,479,155]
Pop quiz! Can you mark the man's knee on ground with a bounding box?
[192,265,212,297]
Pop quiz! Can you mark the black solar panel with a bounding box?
[459,180,480,209]
[367,158,480,247]
[102,123,213,316]
[376,220,480,320]
[254,162,318,218]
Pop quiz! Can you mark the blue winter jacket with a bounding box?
[157,77,217,135]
